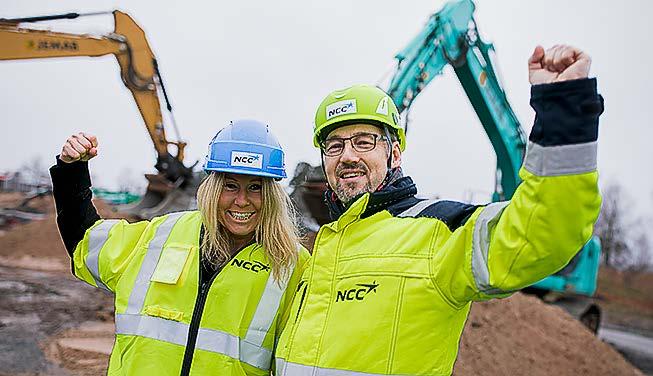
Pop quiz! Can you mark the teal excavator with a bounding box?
[290,0,602,332]
[386,0,602,332]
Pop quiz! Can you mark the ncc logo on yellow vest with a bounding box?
[335,281,379,302]
[231,258,271,273]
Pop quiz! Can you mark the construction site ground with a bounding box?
[0,192,651,375]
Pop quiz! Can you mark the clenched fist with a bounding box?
[528,45,591,85]
[60,132,98,163]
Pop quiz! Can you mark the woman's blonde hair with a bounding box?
[196,172,300,283]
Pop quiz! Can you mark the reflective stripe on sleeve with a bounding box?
[397,198,441,218]
[471,201,509,295]
[125,212,186,315]
[85,220,120,292]
[523,141,597,177]
[275,358,391,375]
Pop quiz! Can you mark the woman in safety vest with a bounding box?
[49,119,310,375]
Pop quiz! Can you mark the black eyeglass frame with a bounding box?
[320,133,388,157]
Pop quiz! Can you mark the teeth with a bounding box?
[342,172,364,178]
[229,211,254,221]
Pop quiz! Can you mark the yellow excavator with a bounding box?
[0,10,198,218]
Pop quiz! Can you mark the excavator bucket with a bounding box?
[118,172,202,219]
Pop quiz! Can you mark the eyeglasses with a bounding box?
[321,133,387,157]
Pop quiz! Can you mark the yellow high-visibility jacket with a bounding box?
[276,78,603,375]
[73,210,310,375]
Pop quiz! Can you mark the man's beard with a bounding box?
[335,179,373,205]
[334,161,373,204]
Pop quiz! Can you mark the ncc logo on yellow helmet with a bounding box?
[326,99,357,120]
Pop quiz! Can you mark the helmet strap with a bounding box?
[382,126,393,170]
[319,150,331,190]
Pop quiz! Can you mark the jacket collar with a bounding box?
[324,176,417,232]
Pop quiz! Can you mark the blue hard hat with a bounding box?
[203,119,286,179]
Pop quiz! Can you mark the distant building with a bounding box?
[0,171,51,193]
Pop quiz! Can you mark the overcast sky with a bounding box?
[2,1,651,221]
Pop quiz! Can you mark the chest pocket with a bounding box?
[150,243,194,284]
[336,254,431,279]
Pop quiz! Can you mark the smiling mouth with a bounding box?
[228,211,255,221]
[339,171,366,179]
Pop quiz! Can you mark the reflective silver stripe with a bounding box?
[245,273,288,346]
[115,313,273,370]
[85,220,119,292]
[234,271,290,370]
[397,198,441,218]
[198,327,273,370]
[471,202,509,294]
[524,141,597,176]
[125,212,186,314]
[276,358,390,376]
[116,313,188,346]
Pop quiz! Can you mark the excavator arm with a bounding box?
[0,11,191,183]
[387,0,525,201]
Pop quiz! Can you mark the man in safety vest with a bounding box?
[275,45,603,375]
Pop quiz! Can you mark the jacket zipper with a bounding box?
[286,224,349,360]
[179,263,220,375]
[178,242,253,375]
[285,227,325,353]
[294,281,308,321]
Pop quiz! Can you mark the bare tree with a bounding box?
[594,182,653,272]
[623,231,652,286]
[594,183,630,268]
[19,156,51,190]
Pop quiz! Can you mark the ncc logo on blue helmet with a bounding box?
[231,151,263,169]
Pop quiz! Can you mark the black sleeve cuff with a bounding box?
[50,156,92,201]
[529,78,604,146]
[49,156,101,257]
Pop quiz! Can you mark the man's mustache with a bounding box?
[335,162,368,177]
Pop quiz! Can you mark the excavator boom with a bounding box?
[387,0,525,200]
[389,0,601,331]
[1,10,196,218]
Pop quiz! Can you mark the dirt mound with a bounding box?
[43,322,115,376]
[0,193,132,271]
[455,293,643,375]
[598,268,653,336]
[0,192,30,206]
